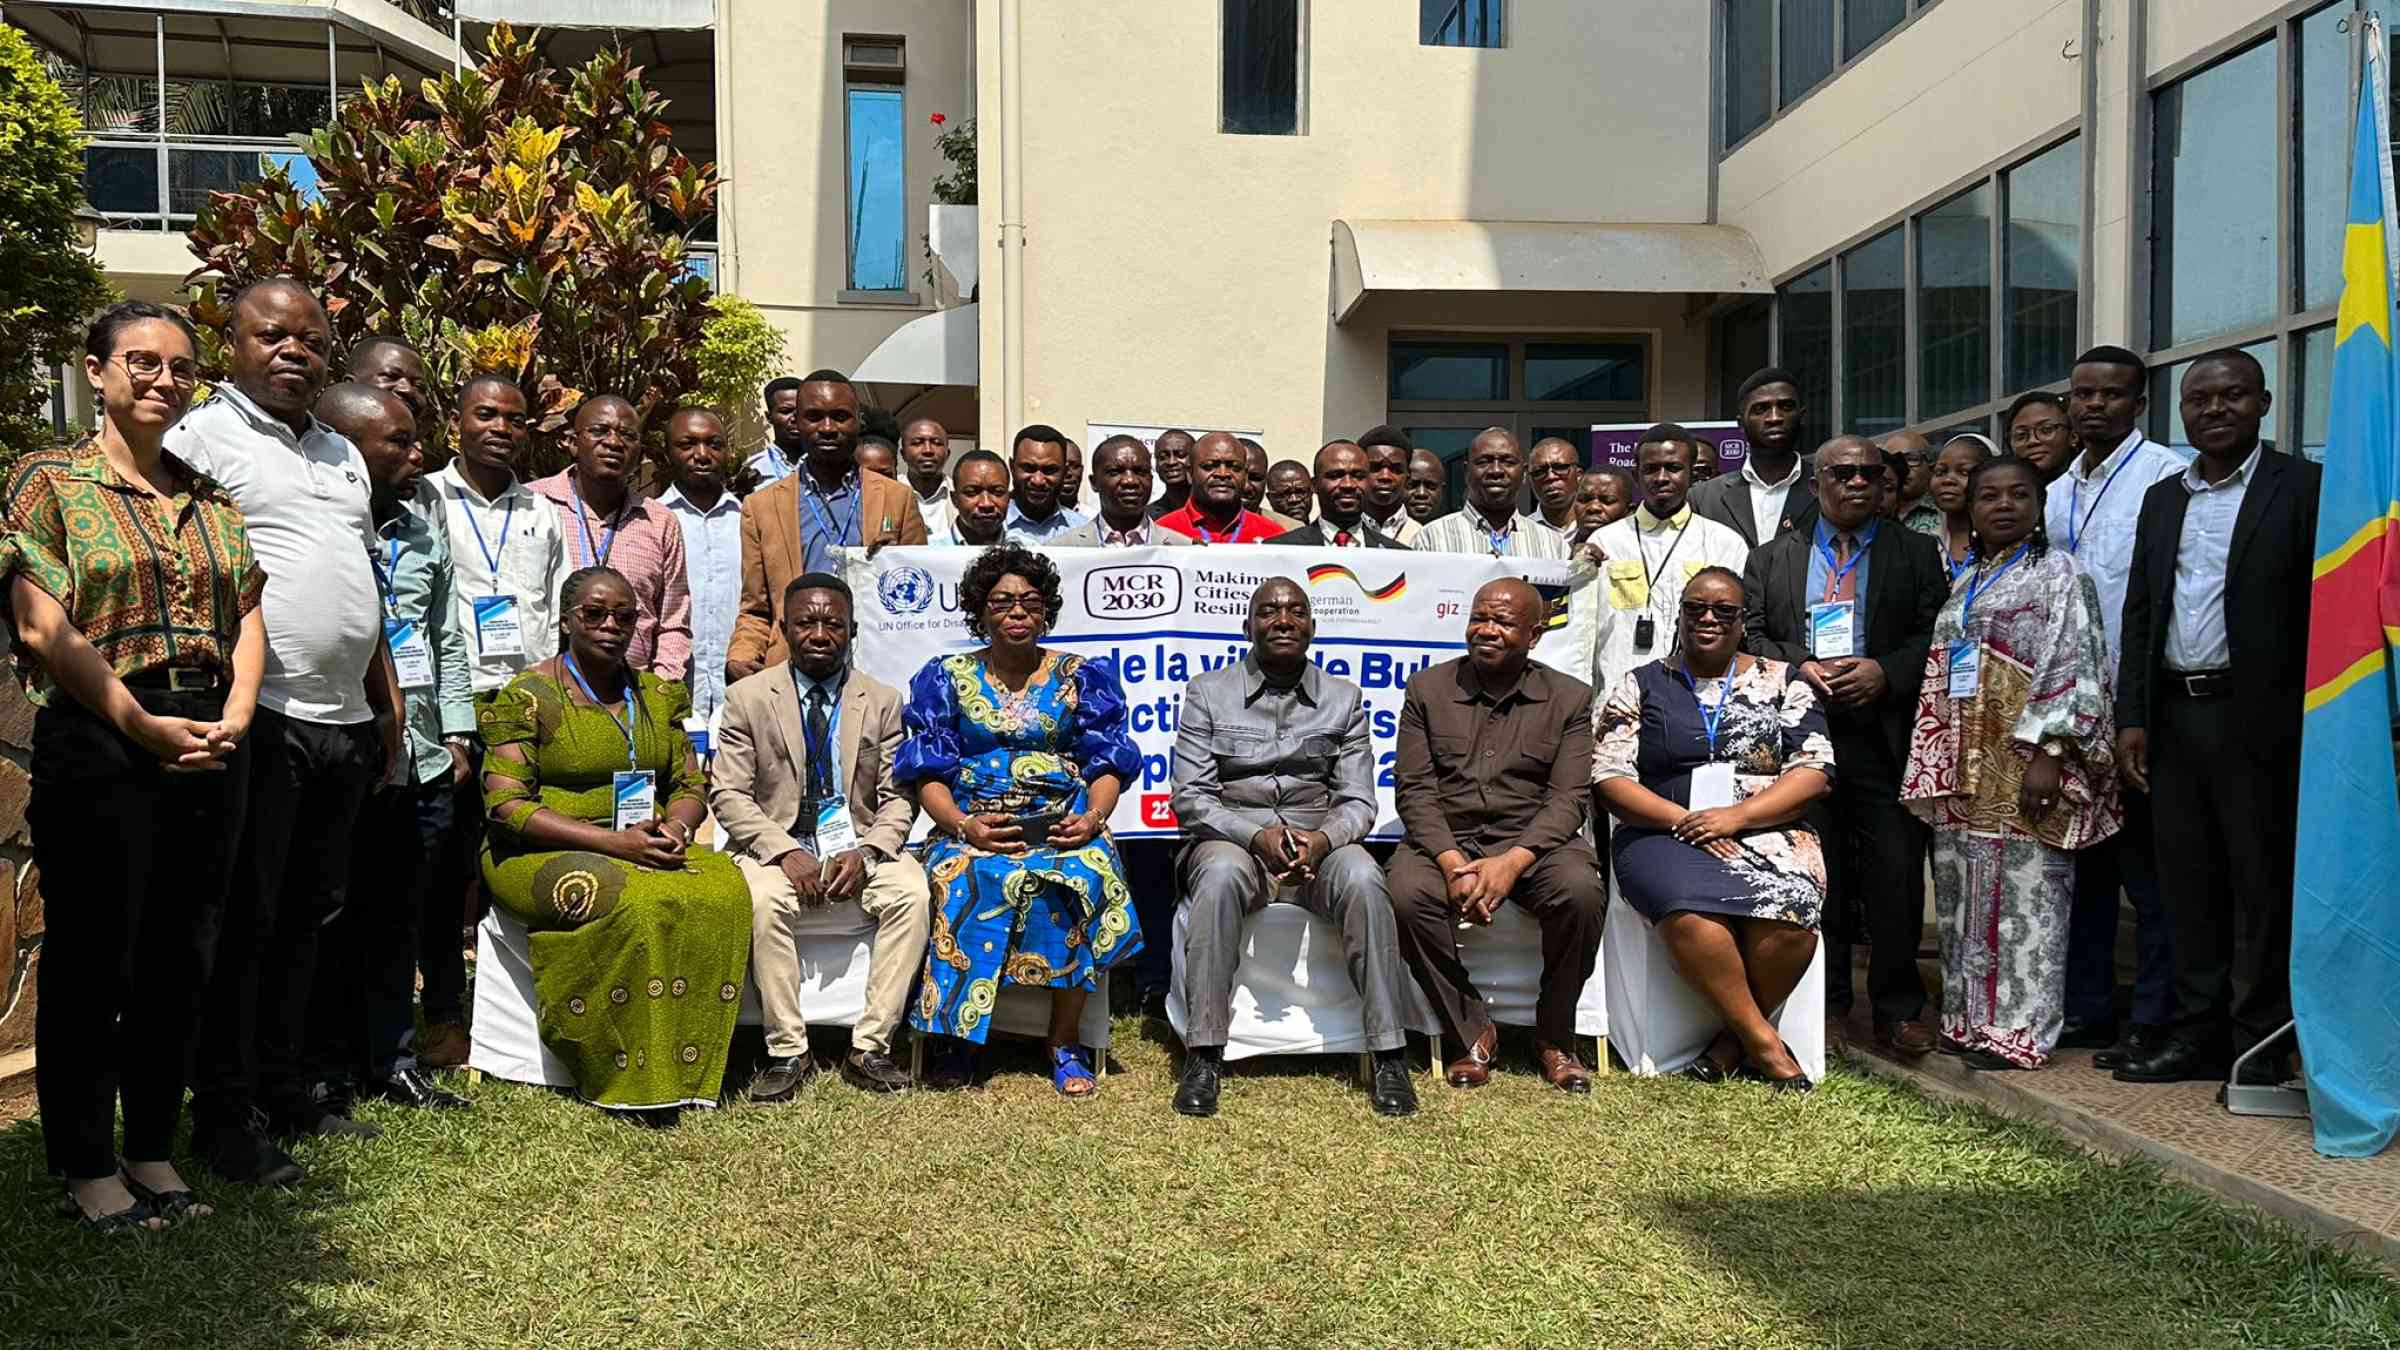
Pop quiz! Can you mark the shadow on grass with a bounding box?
[0,1114,366,1348]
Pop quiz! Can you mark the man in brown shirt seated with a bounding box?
[1388,578,1604,1092]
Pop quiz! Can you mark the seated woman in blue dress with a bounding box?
[1592,567,1835,1092]
[894,544,1144,1098]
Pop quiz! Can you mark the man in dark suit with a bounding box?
[1268,440,1408,548]
[1742,435,1947,1054]
[2112,349,2317,1088]
[1692,366,1820,548]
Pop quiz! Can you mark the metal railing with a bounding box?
[84,136,313,231]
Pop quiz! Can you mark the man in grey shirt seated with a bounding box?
[1168,579,1418,1120]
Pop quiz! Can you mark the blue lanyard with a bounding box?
[1676,662,1734,758]
[563,650,639,768]
[1483,514,1515,555]
[2065,445,2138,555]
[1944,538,1972,582]
[800,473,864,555]
[1814,519,1879,600]
[1960,542,2030,632]
[371,534,402,617]
[456,485,514,580]
[1191,511,1241,545]
[568,475,627,568]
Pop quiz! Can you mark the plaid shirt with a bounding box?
[0,439,265,704]
[526,470,692,681]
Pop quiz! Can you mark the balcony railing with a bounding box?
[85,135,315,232]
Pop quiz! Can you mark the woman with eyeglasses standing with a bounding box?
[1592,567,1835,1091]
[894,544,1143,1099]
[1,301,267,1228]
[477,566,750,1120]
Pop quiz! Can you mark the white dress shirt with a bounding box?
[419,462,567,692]
[2044,428,2190,668]
[911,481,953,541]
[746,443,799,486]
[1588,505,1754,696]
[2164,445,2261,672]
[1744,455,1805,542]
[660,482,745,724]
[1412,509,1575,559]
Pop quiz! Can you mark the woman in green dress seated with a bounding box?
[480,566,752,1117]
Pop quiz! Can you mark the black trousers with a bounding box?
[1818,727,1929,1025]
[1387,839,1605,1050]
[2148,688,2299,1055]
[308,776,458,1084]
[189,708,377,1130]
[1120,840,1179,997]
[30,691,248,1179]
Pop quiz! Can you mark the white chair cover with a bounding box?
[1164,902,1440,1062]
[1600,891,1826,1080]
[1453,901,1608,1038]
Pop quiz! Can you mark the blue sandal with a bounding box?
[1050,1044,1097,1100]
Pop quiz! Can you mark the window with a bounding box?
[1391,342,1507,402]
[2150,339,2279,452]
[1777,264,1833,450]
[1780,0,1836,109]
[1524,343,1643,402]
[1715,299,1772,416]
[1919,183,1992,417]
[2296,3,2355,311]
[1224,0,1302,135]
[2004,137,2080,394]
[1843,227,1905,438]
[843,87,908,292]
[2297,323,2336,461]
[1843,0,1907,60]
[1421,0,1502,47]
[1388,335,1652,503]
[2150,39,2277,348]
[1722,0,1942,149]
[1724,0,1773,144]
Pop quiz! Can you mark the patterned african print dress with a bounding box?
[480,670,752,1109]
[895,651,1144,1044]
[1900,547,2120,1068]
[1595,657,1836,929]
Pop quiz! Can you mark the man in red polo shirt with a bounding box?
[1156,431,1282,543]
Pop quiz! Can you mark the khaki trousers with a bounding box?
[738,852,932,1057]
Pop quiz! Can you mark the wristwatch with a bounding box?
[2038,738,2067,759]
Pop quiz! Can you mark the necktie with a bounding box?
[805,687,832,799]
[1334,529,1352,547]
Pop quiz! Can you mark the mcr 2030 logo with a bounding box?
[1139,795,1177,828]
[1085,565,1182,622]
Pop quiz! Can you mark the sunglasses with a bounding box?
[1824,463,1890,484]
[572,604,639,629]
[1680,601,1743,623]
[984,594,1046,616]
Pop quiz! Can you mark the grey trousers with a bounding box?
[1174,840,1409,1052]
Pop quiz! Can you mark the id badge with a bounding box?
[1947,639,1982,699]
[814,794,859,859]
[1690,761,1738,811]
[384,616,435,689]
[612,769,657,831]
[1809,601,1856,659]
[472,594,525,657]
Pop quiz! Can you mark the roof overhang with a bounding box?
[1330,220,1772,324]
[854,303,978,389]
[455,0,713,28]
[5,1,467,80]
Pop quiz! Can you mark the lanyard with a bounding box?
[1815,519,1879,602]
[1943,534,1971,582]
[2066,443,2139,555]
[1676,662,1734,758]
[371,534,402,617]
[1481,513,1515,556]
[1960,542,2030,632]
[795,674,845,790]
[1190,511,1242,545]
[1637,512,1695,597]
[563,650,639,768]
[800,473,864,555]
[568,475,628,568]
[456,484,515,582]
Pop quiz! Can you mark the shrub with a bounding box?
[0,27,115,465]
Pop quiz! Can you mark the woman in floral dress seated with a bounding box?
[1593,567,1836,1092]
[895,544,1143,1098]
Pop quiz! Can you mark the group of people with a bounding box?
[7,275,2314,1232]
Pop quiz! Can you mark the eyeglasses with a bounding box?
[984,594,1046,616]
[1824,463,1889,484]
[1681,601,1743,623]
[114,351,200,387]
[2009,421,2069,444]
[572,604,639,629]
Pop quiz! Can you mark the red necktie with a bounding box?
[1335,529,1352,546]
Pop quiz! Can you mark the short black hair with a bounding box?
[1635,423,1700,464]
[227,276,324,326]
[1358,424,1413,454]
[859,404,901,445]
[2073,345,2148,381]
[857,431,898,452]
[85,299,198,362]
[1157,427,1196,444]
[1735,366,1803,409]
[461,372,525,404]
[1965,456,2052,560]
[1236,437,1265,454]
[782,571,853,609]
[2184,346,2267,387]
[1685,564,1744,596]
[959,544,1062,642]
[764,375,804,405]
[1586,463,1637,492]
[1010,423,1066,455]
[1092,434,1148,463]
[668,404,726,430]
[561,565,632,612]
[952,448,1008,483]
[800,369,852,388]
[348,335,415,363]
[2003,390,2067,429]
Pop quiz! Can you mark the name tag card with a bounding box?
[1690,762,1738,811]
[1946,640,1982,699]
[814,793,859,859]
[385,617,435,689]
[472,594,525,657]
[612,769,657,831]
[1809,601,1856,659]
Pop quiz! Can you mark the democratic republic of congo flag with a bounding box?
[2293,32,2400,1159]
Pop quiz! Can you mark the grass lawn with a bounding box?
[1,1024,2395,1350]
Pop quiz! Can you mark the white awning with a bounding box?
[854,303,979,388]
[1331,220,1772,323]
[455,0,712,27]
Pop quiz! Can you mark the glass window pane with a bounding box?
[84,145,161,221]
[2297,4,2353,312]
[2298,323,2334,462]
[1778,263,1834,451]
[1421,0,1503,47]
[2151,40,2277,347]
[1716,298,1772,416]
[2149,338,2279,451]
[222,83,333,139]
[1400,426,1482,510]
[1524,342,1644,402]
[845,88,907,291]
[1843,227,1906,438]
[1781,0,1836,108]
[1918,183,1992,417]
[1724,0,1772,144]
[1391,343,1507,402]
[1843,0,1907,60]
[1223,0,1300,135]
[2004,136,2081,393]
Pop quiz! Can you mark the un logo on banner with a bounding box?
[879,566,935,615]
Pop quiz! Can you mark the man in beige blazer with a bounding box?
[710,571,930,1098]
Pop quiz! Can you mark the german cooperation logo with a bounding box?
[878,565,936,615]
[1084,565,1182,621]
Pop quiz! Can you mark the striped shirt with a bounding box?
[1412,509,1576,559]
[525,470,692,681]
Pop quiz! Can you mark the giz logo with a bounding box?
[1139,795,1177,828]
[1434,590,1467,622]
[1085,565,1182,621]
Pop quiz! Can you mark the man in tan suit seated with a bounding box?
[727,370,926,683]
[710,571,931,1098]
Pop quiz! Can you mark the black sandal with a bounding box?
[56,1183,161,1233]
[120,1162,208,1222]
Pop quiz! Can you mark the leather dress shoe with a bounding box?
[1445,1026,1498,1089]
[1535,1041,1594,1093]
[360,1066,470,1110]
[748,1055,816,1103]
[2056,1017,2119,1050]
[1368,1053,1418,1117]
[2112,1036,2228,1084]
[279,1083,380,1139]
[2091,1022,2164,1071]
[842,1049,910,1094]
[197,1112,307,1188]
[1173,1050,1222,1117]
[1875,1019,1935,1057]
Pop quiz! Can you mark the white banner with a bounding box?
[847,546,1599,840]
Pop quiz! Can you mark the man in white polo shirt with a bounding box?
[166,279,401,1187]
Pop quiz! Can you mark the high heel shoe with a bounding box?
[1736,1038,1815,1094]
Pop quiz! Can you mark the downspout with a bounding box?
[999,0,1026,436]
[2077,0,2099,351]
[711,0,737,294]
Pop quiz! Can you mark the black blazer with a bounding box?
[1740,518,1948,766]
[1265,519,1407,549]
[2115,449,2318,753]
[1690,456,1820,549]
